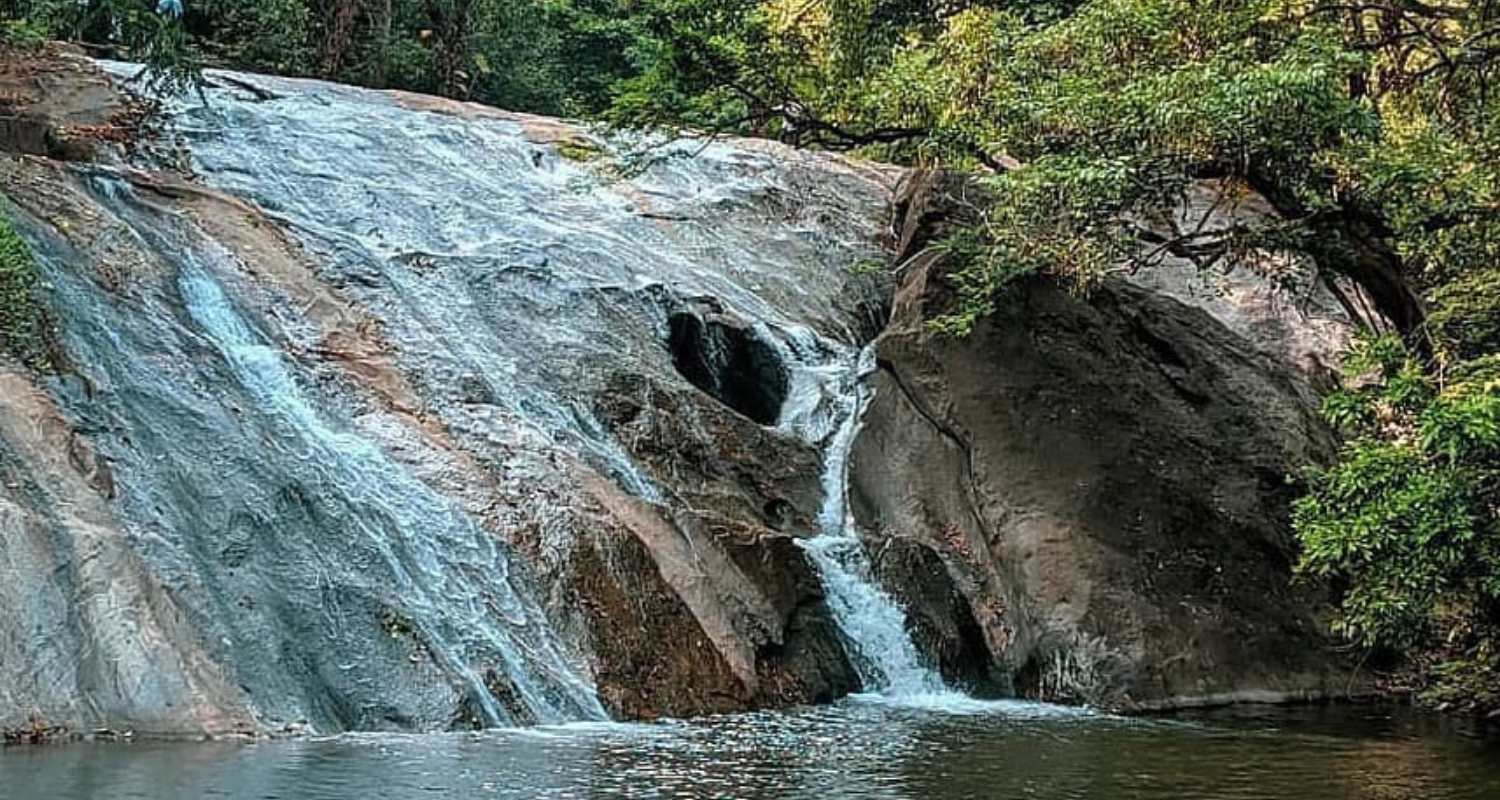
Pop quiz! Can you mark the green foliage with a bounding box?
[1295,335,1499,701]
[1420,640,1500,712]
[0,208,53,373]
[555,139,604,162]
[2,1,69,44]
[192,0,313,74]
[0,15,52,47]
[595,1,1431,317]
[927,153,1144,334]
[9,0,202,97]
[846,256,888,276]
[592,1,1495,349]
[1428,266,1500,365]
[9,0,647,114]
[868,2,1375,291]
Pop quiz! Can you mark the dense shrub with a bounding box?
[0,209,52,373]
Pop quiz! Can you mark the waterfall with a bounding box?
[777,335,947,696]
[78,173,607,727]
[18,62,916,732]
[177,258,608,724]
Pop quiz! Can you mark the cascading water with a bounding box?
[3,59,906,734]
[77,175,607,727]
[179,263,603,724]
[776,332,947,696]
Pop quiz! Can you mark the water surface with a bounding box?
[5,699,1496,799]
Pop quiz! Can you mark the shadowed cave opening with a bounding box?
[667,311,790,425]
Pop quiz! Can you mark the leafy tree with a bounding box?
[187,0,313,75]
[3,0,650,114]
[4,0,201,96]
[1295,335,1499,707]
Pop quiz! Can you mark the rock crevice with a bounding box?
[666,308,790,426]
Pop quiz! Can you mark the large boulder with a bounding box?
[850,171,1360,709]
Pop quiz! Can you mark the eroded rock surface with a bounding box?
[0,45,144,161]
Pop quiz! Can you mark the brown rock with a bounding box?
[590,352,858,713]
[0,44,143,160]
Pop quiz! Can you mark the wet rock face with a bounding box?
[594,331,859,709]
[1,53,1366,736]
[867,538,996,692]
[0,46,143,160]
[0,56,891,736]
[850,171,1356,709]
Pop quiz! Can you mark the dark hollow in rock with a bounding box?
[667,312,789,426]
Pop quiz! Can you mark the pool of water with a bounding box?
[4,698,1496,799]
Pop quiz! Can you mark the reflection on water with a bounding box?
[3,700,1496,800]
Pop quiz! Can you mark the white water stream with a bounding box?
[776,335,948,697]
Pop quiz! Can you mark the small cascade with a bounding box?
[776,333,947,696]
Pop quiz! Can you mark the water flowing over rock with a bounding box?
[0,54,1360,737]
[778,342,945,696]
[0,54,894,735]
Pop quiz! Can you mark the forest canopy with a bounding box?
[4,0,1498,710]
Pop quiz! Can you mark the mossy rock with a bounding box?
[0,208,52,372]
[555,138,605,163]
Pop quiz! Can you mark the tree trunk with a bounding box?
[321,0,363,79]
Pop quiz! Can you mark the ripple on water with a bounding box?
[3,703,1497,800]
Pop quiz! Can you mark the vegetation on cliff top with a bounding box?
[2,0,634,114]
[4,0,1497,710]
